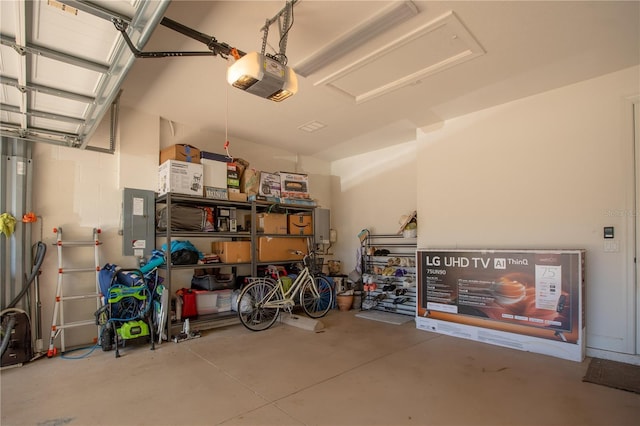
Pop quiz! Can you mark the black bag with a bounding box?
[1,312,32,367]
[171,249,200,265]
[191,274,235,291]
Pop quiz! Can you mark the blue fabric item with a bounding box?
[140,249,165,273]
[160,240,203,259]
[99,264,118,304]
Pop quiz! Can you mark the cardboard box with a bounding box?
[204,187,228,200]
[201,152,229,199]
[258,237,308,262]
[228,192,248,202]
[158,160,204,196]
[281,197,317,207]
[259,172,281,197]
[288,213,313,235]
[280,172,309,199]
[227,162,240,193]
[256,213,288,234]
[248,194,280,203]
[211,241,251,263]
[160,144,200,164]
[200,151,230,163]
[242,168,260,196]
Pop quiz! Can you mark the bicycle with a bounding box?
[237,252,334,331]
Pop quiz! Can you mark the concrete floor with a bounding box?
[2,310,639,426]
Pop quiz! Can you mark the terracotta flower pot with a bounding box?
[336,294,354,311]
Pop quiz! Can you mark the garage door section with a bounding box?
[0,0,169,151]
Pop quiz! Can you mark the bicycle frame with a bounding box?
[238,256,334,331]
[258,265,318,309]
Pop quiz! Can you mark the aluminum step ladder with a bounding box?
[47,227,102,356]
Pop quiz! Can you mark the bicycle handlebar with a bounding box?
[266,252,313,273]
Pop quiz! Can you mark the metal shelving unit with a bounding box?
[361,233,417,316]
[155,192,316,336]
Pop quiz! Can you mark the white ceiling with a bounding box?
[2,1,639,161]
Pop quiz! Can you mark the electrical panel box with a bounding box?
[122,188,155,258]
[314,208,330,245]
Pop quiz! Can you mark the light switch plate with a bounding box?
[604,241,619,252]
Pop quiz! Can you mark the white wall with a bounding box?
[416,66,639,358]
[32,106,159,347]
[331,141,418,276]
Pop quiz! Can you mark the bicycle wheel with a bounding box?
[237,278,281,331]
[301,276,333,318]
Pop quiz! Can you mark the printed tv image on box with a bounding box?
[418,250,584,344]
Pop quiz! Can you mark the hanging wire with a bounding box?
[277,1,294,65]
[224,62,233,160]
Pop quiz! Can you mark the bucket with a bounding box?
[352,291,362,310]
[336,294,354,311]
[403,228,417,238]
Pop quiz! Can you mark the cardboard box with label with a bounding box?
[210,241,251,263]
[201,151,229,200]
[259,172,281,197]
[280,172,309,198]
[160,144,201,164]
[288,213,313,235]
[228,162,240,193]
[158,160,204,196]
[258,237,308,262]
[256,213,288,234]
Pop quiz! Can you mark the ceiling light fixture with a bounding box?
[227,0,299,102]
[294,1,419,77]
[298,120,327,133]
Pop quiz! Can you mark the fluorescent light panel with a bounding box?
[317,11,485,104]
[294,1,418,77]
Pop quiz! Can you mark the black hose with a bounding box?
[1,241,46,358]
[7,241,46,309]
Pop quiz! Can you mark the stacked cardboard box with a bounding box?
[280,172,309,199]
[211,241,251,263]
[257,237,308,261]
[201,151,230,200]
[288,213,313,235]
[259,172,281,197]
[160,144,200,164]
[255,213,288,234]
[158,160,203,196]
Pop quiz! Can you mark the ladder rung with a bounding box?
[56,241,101,246]
[59,267,98,273]
[53,319,96,330]
[60,294,102,301]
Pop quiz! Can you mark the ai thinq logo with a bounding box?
[494,258,506,269]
